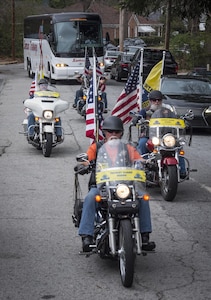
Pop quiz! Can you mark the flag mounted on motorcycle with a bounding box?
[111,50,165,124]
[85,48,104,142]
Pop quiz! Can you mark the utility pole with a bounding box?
[119,8,126,51]
[11,0,15,60]
[164,0,171,50]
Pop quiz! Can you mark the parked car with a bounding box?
[104,50,122,72]
[124,45,145,56]
[160,75,211,129]
[130,48,178,82]
[110,53,134,81]
[123,38,146,48]
[187,67,211,80]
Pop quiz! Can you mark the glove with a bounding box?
[74,164,89,175]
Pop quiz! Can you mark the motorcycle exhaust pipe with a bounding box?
[108,217,116,256]
[134,217,141,255]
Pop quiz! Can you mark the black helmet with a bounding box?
[148,90,163,100]
[102,116,124,132]
[38,78,48,85]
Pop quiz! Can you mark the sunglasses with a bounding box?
[106,129,122,134]
[150,98,162,102]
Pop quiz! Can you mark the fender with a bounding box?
[43,124,54,133]
[162,157,178,166]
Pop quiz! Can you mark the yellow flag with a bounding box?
[143,60,162,92]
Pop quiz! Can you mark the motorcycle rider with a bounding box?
[73,71,108,112]
[78,115,156,252]
[27,78,63,142]
[137,90,187,178]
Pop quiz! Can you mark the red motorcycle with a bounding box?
[128,108,196,201]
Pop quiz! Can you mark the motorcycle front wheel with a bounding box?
[42,133,52,157]
[118,219,135,287]
[161,165,178,201]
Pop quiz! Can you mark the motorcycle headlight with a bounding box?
[43,110,53,120]
[163,134,176,148]
[152,136,160,146]
[116,184,130,200]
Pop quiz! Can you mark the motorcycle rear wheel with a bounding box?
[72,173,83,227]
[161,165,178,201]
[118,219,135,287]
[42,133,52,157]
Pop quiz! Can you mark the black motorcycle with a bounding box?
[72,138,153,287]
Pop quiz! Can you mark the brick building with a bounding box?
[52,2,163,43]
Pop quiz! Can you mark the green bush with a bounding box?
[170,32,211,70]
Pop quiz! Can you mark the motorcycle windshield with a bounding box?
[149,117,186,139]
[96,138,146,188]
[34,91,60,98]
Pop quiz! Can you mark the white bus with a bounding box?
[23,12,104,82]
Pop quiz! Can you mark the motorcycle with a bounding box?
[76,87,105,119]
[72,138,153,288]
[128,108,196,201]
[22,90,69,157]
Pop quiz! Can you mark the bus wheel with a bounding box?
[48,64,56,84]
[49,72,56,84]
[27,61,33,78]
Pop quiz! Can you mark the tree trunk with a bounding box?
[164,0,171,50]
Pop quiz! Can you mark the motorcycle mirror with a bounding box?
[76,153,88,162]
[185,110,194,121]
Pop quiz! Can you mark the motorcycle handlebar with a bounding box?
[74,160,96,175]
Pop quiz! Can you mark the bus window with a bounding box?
[54,22,77,53]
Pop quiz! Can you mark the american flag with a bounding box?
[111,63,140,124]
[29,79,36,98]
[86,77,104,141]
[95,56,103,76]
[84,52,91,75]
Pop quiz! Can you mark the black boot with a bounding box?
[141,232,156,251]
[82,235,93,252]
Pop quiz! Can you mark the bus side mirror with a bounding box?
[47,33,53,43]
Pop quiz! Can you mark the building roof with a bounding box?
[45,2,120,26]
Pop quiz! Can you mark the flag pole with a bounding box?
[159,50,166,90]
[138,48,144,110]
[84,47,87,88]
[92,47,99,142]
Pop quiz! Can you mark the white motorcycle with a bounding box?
[22,90,69,157]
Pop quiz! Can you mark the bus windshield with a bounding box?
[53,20,102,55]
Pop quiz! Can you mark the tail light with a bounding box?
[121,63,128,68]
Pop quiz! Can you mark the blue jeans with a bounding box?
[28,113,62,136]
[137,137,186,174]
[137,137,148,156]
[74,89,83,106]
[78,187,152,236]
[101,92,107,109]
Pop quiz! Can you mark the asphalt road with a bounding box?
[0,63,211,300]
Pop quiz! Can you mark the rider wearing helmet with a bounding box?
[78,116,156,253]
[137,90,186,177]
[27,78,62,142]
[136,90,164,155]
[38,78,48,91]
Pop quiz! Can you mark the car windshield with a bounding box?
[106,51,122,57]
[161,78,211,95]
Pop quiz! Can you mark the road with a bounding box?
[0,63,211,300]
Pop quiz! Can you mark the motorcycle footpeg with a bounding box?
[79,246,96,256]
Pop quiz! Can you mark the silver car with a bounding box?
[104,50,122,72]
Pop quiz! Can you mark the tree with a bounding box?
[119,0,211,18]
[118,0,211,49]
